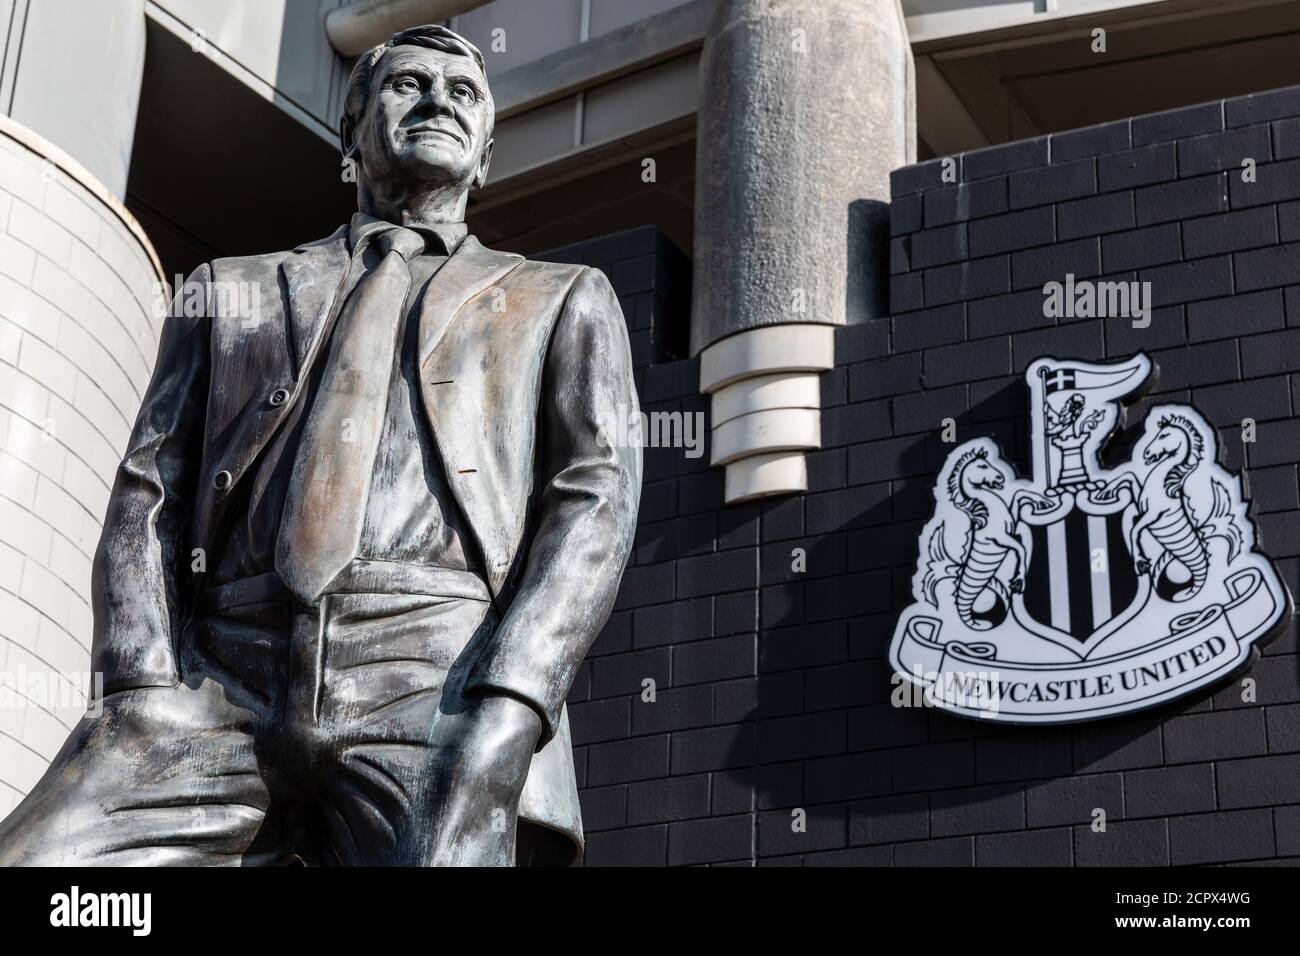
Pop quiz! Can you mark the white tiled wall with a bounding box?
[0,125,162,820]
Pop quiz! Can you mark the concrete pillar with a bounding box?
[692,0,914,503]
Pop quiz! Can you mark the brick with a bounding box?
[804,483,892,534]
[1142,255,1234,307]
[1163,708,1268,763]
[1187,289,1285,343]
[1225,84,1300,126]
[968,206,1055,257]
[891,157,951,196]
[821,399,890,446]
[931,783,1024,837]
[804,751,891,803]
[922,336,1011,388]
[1183,206,1277,258]
[1149,340,1240,390]
[1135,174,1227,225]
[922,177,1009,227]
[1099,143,1177,192]
[1012,237,1101,289]
[894,740,975,792]
[758,805,845,857]
[892,302,966,352]
[976,828,1072,866]
[1051,120,1131,162]
[1193,375,1292,425]
[633,597,711,648]
[1169,808,1274,865]
[891,191,922,235]
[675,549,756,598]
[591,647,670,698]
[1235,242,1300,292]
[923,255,1009,306]
[1133,101,1224,145]
[713,677,756,723]
[613,562,674,610]
[975,733,1072,784]
[967,288,1056,337]
[671,723,753,774]
[673,634,754,686]
[1266,702,1300,751]
[626,774,709,825]
[804,845,893,866]
[586,734,669,786]
[849,793,929,845]
[1074,718,1163,772]
[895,836,974,866]
[1101,223,1181,272]
[1178,124,1271,177]
[715,591,757,634]
[758,711,845,763]
[578,785,627,831]
[1073,818,1169,866]
[1124,763,1216,817]
[1026,774,1124,828]
[911,223,967,269]
[632,684,713,735]
[963,137,1049,180]
[1230,157,1300,207]
[1278,805,1300,856]
[569,697,630,745]
[849,353,921,402]
[1217,753,1300,808]
[1243,328,1300,376]
[1058,191,1135,240]
[1009,158,1096,209]
[582,824,666,866]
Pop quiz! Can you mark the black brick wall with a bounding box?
[543,86,1300,866]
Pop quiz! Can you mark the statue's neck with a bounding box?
[357,179,468,225]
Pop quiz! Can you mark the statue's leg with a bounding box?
[297,590,513,866]
[0,637,287,866]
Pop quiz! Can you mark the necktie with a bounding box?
[276,226,426,604]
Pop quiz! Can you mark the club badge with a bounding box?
[889,353,1290,723]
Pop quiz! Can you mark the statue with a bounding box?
[0,25,642,866]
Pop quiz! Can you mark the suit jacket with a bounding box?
[89,225,643,857]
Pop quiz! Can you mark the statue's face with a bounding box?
[355,45,493,192]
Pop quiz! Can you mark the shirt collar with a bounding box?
[348,212,468,257]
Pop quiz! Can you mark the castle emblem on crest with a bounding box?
[890,353,1291,723]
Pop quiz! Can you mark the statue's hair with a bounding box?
[342,24,493,154]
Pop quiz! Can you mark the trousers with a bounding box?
[0,562,525,866]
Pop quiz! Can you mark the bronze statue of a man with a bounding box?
[0,25,641,866]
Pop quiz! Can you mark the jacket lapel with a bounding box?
[280,226,350,379]
[417,235,523,370]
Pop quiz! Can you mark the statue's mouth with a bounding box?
[406,125,465,146]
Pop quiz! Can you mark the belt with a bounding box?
[196,560,491,614]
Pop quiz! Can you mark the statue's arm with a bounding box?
[463,266,642,745]
[90,265,212,694]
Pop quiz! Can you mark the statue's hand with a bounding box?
[424,693,543,865]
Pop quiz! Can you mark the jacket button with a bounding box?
[213,470,233,491]
[269,388,290,407]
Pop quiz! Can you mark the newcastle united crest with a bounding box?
[890,353,1290,723]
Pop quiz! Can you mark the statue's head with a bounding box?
[341,25,494,207]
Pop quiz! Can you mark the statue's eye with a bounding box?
[392,76,420,94]
[450,83,476,104]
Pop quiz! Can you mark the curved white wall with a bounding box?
[0,115,163,818]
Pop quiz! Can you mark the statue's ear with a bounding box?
[472,138,494,191]
[340,115,358,162]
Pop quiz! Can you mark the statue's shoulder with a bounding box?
[211,226,349,281]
